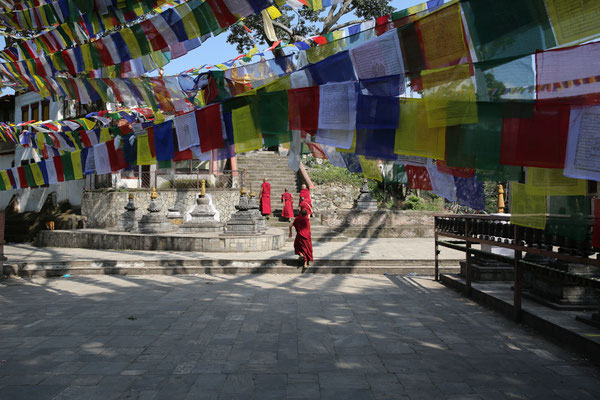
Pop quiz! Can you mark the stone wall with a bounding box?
[320,210,437,238]
[311,183,360,212]
[82,189,239,229]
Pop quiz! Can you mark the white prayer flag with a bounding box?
[174,111,200,151]
[318,81,358,131]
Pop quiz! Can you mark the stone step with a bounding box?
[286,235,348,243]
[4,260,460,277]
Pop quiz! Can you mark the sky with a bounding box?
[0,0,424,94]
[161,0,423,75]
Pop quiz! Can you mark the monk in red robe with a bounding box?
[259,178,271,217]
[289,209,313,267]
[299,184,312,216]
[281,188,294,221]
[299,196,313,217]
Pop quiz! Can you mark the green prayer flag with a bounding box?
[61,153,75,181]
[158,160,172,169]
[131,24,152,55]
[461,0,557,61]
[193,1,220,36]
[23,164,36,187]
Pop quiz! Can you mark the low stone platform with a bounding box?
[34,228,285,253]
[4,238,463,277]
[440,273,600,363]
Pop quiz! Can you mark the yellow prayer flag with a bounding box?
[232,105,262,154]
[33,75,50,99]
[154,111,166,124]
[30,163,45,186]
[395,98,446,159]
[180,5,201,39]
[310,0,323,10]
[1,170,12,189]
[266,6,282,19]
[408,3,427,14]
[35,132,45,148]
[510,183,547,230]
[526,168,587,196]
[246,45,259,59]
[545,0,600,45]
[359,156,382,182]
[81,44,94,70]
[100,128,111,143]
[417,2,469,68]
[81,118,96,130]
[137,134,156,166]
[71,151,83,179]
[421,64,478,128]
[120,29,143,59]
[264,76,291,93]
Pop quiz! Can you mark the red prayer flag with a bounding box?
[500,102,570,168]
[147,127,156,158]
[94,39,114,66]
[288,87,319,131]
[174,148,193,161]
[406,165,432,190]
[375,15,392,35]
[312,36,327,45]
[79,131,92,148]
[196,104,224,153]
[53,155,64,182]
[17,166,27,188]
[106,139,128,172]
[140,20,169,52]
[207,0,238,28]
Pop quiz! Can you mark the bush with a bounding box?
[399,195,445,211]
[308,162,363,188]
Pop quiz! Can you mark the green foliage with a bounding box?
[398,195,445,211]
[226,1,395,53]
[484,181,500,214]
[307,161,363,187]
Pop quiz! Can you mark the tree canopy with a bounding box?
[226,0,395,54]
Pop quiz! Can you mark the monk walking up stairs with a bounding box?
[259,177,271,218]
[281,188,294,222]
[290,209,313,268]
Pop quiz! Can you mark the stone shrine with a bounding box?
[110,193,138,232]
[248,191,267,232]
[166,208,183,226]
[223,188,263,236]
[180,180,224,233]
[137,188,176,234]
[354,179,378,211]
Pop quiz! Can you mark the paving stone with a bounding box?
[0,275,599,400]
[286,382,320,398]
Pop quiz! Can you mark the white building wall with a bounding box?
[0,92,84,213]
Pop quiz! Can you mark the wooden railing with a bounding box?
[434,214,600,322]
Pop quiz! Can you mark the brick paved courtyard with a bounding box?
[0,274,599,399]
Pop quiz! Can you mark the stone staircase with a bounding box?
[236,151,299,214]
[236,151,349,242]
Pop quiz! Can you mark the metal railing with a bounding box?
[434,214,600,322]
[88,169,246,190]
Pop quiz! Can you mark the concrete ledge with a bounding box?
[34,228,286,252]
[440,273,600,363]
[4,263,460,277]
